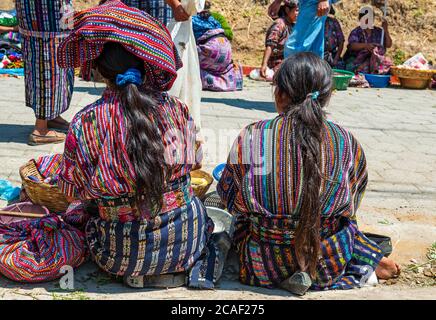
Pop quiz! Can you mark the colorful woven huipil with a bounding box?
[217,118,384,290]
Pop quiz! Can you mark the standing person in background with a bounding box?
[15,0,75,146]
[260,0,299,79]
[268,0,330,58]
[116,0,190,24]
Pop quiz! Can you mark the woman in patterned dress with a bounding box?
[260,0,299,79]
[323,5,345,69]
[15,0,75,145]
[343,10,393,74]
[57,2,228,289]
[217,52,400,295]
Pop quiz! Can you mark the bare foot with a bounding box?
[375,257,401,280]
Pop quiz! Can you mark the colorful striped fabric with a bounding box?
[57,88,214,280]
[217,117,384,290]
[85,194,214,277]
[15,0,75,120]
[121,0,173,25]
[57,0,181,92]
[0,214,86,283]
[58,89,201,200]
[35,154,63,179]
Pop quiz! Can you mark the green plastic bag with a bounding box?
[0,12,18,27]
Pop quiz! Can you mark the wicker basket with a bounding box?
[399,78,430,89]
[390,67,435,89]
[390,66,436,80]
[190,170,213,200]
[19,160,69,213]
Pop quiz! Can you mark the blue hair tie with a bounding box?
[116,68,143,86]
[311,91,320,100]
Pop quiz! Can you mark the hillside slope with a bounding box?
[1,0,435,66]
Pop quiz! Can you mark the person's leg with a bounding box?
[284,0,326,58]
[29,119,65,145]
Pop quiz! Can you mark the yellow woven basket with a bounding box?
[190,170,213,200]
[19,160,69,213]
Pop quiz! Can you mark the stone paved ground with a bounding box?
[0,77,435,299]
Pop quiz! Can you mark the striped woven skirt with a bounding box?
[84,177,215,278]
[121,0,173,25]
[16,0,75,120]
[235,217,384,290]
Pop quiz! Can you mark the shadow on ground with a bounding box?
[0,259,296,299]
[73,86,105,96]
[0,124,33,143]
[202,97,276,113]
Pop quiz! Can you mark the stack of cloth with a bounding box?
[0,10,23,77]
[0,203,86,283]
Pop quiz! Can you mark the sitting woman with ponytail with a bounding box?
[217,52,400,295]
[57,2,228,289]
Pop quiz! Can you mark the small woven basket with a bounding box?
[19,160,69,213]
[190,170,213,200]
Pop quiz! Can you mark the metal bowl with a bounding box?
[206,206,232,234]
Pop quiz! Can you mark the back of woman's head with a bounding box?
[274,52,332,278]
[94,42,167,213]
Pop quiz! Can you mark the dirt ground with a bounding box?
[1,0,435,66]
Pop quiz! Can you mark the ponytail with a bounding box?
[274,53,333,278]
[119,83,168,212]
[95,42,168,213]
[287,93,325,277]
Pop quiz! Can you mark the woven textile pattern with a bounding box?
[15,0,74,120]
[217,117,384,290]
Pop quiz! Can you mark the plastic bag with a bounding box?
[402,53,430,70]
[0,179,21,201]
[249,68,274,81]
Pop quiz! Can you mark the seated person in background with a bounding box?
[192,2,242,91]
[218,52,400,296]
[260,0,299,79]
[57,3,229,289]
[343,9,393,74]
[323,5,344,69]
[193,1,233,41]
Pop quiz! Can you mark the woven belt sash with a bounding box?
[19,27,71,39]
[88,175,193,222]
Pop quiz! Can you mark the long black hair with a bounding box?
[273,52,333,277]
[94,42,168,212]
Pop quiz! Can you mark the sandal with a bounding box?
[28,131,66,146]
